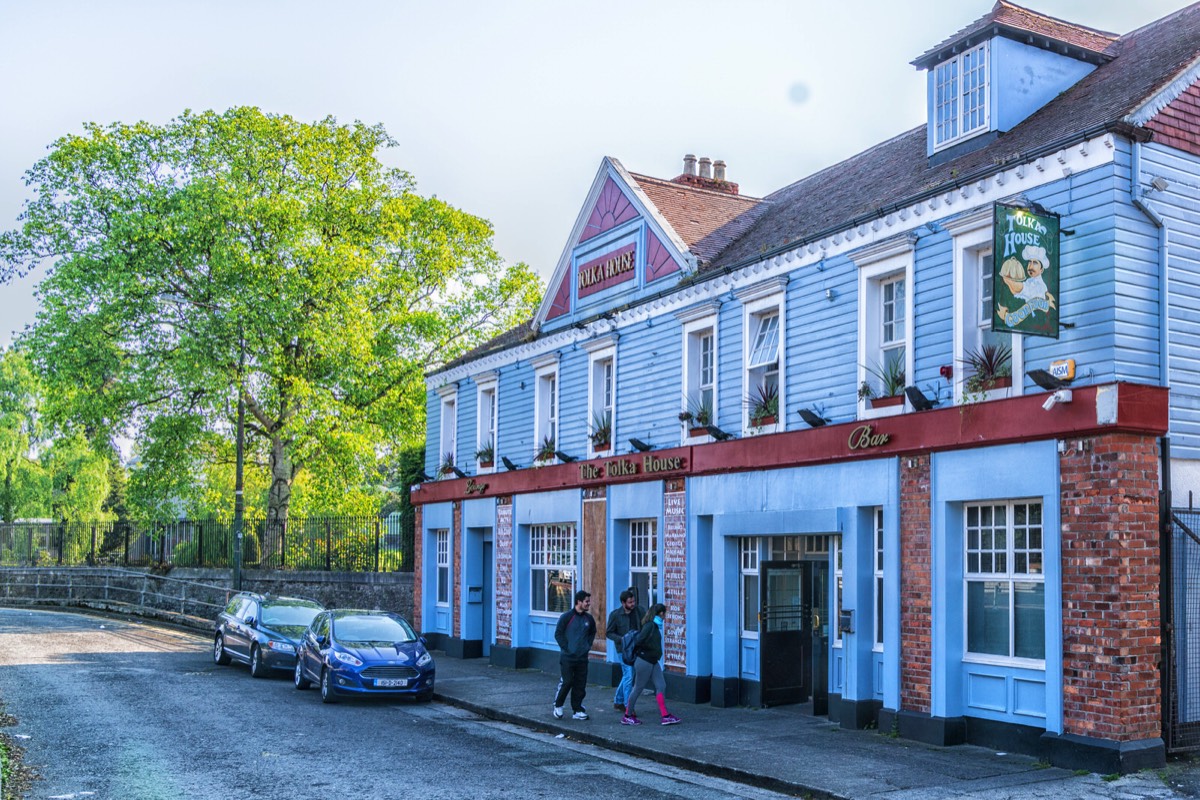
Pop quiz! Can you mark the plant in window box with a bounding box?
[861,352,906,408]
[960,343,1012,397]
[535,435,556,464]
[437,452,456,478]
[746,383,779,427]
[680,395,713,436]
[475,440,494,469]
[589,411,612,452]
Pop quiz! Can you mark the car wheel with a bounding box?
[320,668,339,704]
[213,634,231,666]
[249,645,268,678]
[294,659,311,690]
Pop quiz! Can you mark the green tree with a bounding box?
[0,347,48,522]
[1,107,542,525]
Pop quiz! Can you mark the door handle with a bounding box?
[811,613,820,631]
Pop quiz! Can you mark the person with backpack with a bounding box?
[553,590,597,720]
[605,588,646,711]
[622,602,680,726]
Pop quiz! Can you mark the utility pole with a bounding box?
[233,341,245,591]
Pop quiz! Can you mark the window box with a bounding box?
[869,395,904,409]
[688,426,710,438]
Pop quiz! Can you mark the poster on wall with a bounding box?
[992,202,1060,339]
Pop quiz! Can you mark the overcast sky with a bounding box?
[0,0,1189,347]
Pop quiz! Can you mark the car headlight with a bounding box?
[416,651,432,668]
[333,651,363,667]
[266,641,296,654]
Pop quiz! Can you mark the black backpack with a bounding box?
[620,627,640,666]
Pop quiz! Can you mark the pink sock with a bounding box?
[656,694,668,716]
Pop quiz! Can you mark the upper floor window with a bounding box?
[935,42,989,149]
[474,373,497,470]
[677,302,719,440]
[585,338,616,456]
[532,354,559,460]
[737,279,786,433]
[437,388,457,474]
[965,500,1044,662]
[855,242,912,416]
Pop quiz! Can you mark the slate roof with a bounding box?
[708,0,1200,272]
[912,0,1118,69]
[628,173,769,268]
[435,320,533,376]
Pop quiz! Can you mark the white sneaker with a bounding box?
[572,710,589,720]
[553,706,564,719]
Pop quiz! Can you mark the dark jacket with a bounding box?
[554,608,596,661]
[634,618,663,664]
[605,604,647,644]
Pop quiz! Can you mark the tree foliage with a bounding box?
[1,107,542,522]
[0,347,47,522]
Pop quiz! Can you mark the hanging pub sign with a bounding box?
[992,202,1060,339]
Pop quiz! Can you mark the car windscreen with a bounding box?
[261,603,322,628]
[333,615,417,645]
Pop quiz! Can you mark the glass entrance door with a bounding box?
[759,560,810,706]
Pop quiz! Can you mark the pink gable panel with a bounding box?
[580,178,638,242]
[644,229,681,282]
[545,271,572,320]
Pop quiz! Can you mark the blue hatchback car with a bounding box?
[294,609,435,703]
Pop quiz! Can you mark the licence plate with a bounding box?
[375,678,408,687]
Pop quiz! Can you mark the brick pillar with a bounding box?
[413,504,423,633]
[1060,434,1161,741]
[900,454,932,713]
[583,486,607,657]
[663,478,687,673]
[452,500,462,639]
[495,497,513,646]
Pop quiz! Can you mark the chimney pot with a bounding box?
[713,160,726,181]
[699,157,712,179]
[683,154,697,176]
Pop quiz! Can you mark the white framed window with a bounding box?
[964,500,1044,662]
[532,353,560,461]
[854,239,913,418]
[935,42,989,150]
[436,384,458,474]
[585,337,616,456]
[435,529,450,606]
[677,302,719,442]
[739,537,760,638]
[946,209,1022,403]
[629,519,659,606]
[873,508,884,650]
[474,372,497,471]
[531,523,576,615]
[737,279,786,434]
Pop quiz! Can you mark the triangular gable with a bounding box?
[536,157,691,330]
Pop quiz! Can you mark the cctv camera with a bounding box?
[1042,389,1073,411]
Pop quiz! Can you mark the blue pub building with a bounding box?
[412,1,1200,773]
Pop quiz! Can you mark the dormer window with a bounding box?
[934,42,989,149]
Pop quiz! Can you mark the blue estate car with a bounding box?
[294,609,435,703]
[213,592,325,678]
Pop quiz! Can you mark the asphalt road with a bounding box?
[0,607,795,800]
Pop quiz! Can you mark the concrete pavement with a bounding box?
[431,654,1197,799]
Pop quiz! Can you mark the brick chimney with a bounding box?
[670,155,739,195]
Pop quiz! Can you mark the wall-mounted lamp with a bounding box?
[904,385,938,411]
[554,450,578,463]
[798,408,829,428]
[501,456,520,471]
[449,466,469,479]
[629,438,653,452]
[416,470,433,482]
[705,424,734,441]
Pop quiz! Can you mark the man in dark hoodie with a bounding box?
[553,590,596,720]
[605,588,646,710]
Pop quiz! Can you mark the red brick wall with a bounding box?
[1146,81,1200,158]
[452,501,462,639]
[900,455,932,713]
[495,497,513,646]
[663,478,688,673]
[1060,434,1161,741]
[412,505,423,633]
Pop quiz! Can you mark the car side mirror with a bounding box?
[245,617,257,628]
[419,636,427,646]
[316,634,327,647]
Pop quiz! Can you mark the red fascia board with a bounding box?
[409,383,1168,505]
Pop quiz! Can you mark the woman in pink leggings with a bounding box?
[621,603,680,726]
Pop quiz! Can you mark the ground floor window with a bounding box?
[435,529,450,605]
[629,518,659,606]
[965,501,1044,661]
[531,523,576,614]
[874,508,884,649]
